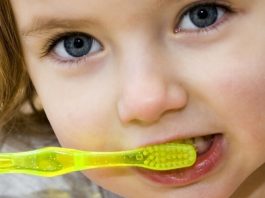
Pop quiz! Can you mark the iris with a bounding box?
[189,5,218,28]
[64,34,93,57]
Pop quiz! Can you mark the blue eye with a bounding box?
[64,34,93,57]
[178,3,229,31]
[188,5,219,28]
[52,33,102,60]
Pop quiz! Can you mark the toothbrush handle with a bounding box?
[0,147,137,177]
[0,147,81,176]
[75,150,140,170]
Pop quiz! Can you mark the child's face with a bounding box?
[11,0,265,197]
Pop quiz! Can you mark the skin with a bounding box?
[10,0,265,197]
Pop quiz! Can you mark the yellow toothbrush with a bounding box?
[0,143,196,177]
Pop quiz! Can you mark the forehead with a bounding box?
[11,0,181,36]
[11,0,176,22]
[10,0,171,11]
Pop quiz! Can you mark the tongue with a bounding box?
[194,135,214,155]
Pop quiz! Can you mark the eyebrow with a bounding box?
[21,17,97,37]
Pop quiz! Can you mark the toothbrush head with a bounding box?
[132,143,196,170]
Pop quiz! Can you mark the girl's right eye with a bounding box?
[47,33,102,61]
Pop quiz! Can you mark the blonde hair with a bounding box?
[0,0,52,136]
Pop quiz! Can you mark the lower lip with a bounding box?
[134,134,225,186]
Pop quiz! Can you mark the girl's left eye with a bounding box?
[50,33,102,60]
[177,3,230,32]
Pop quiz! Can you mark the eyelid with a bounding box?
[178,0,234,16]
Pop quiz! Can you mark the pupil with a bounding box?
[74,38,84,48]
[198,9,209,19]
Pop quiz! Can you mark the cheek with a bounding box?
[50,106,108,149]
[215,67,265,130]
[182,31,265,165]
[55,105,120,151]
[207,55,265,156]
[37,79,120,151]
[25,50,124,150]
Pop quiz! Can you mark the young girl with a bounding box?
[1,0,265,197]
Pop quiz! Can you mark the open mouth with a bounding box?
[135,133,225,186]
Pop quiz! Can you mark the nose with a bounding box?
[117,59,188,124]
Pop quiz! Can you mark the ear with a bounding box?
[32,94,43,111]
[20,94,43,114]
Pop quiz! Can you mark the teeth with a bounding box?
[193,136,213,155]
[170,135,214,155]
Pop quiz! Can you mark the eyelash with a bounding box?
[40,1,236,63]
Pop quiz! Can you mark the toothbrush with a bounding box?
[0,143,196,177]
